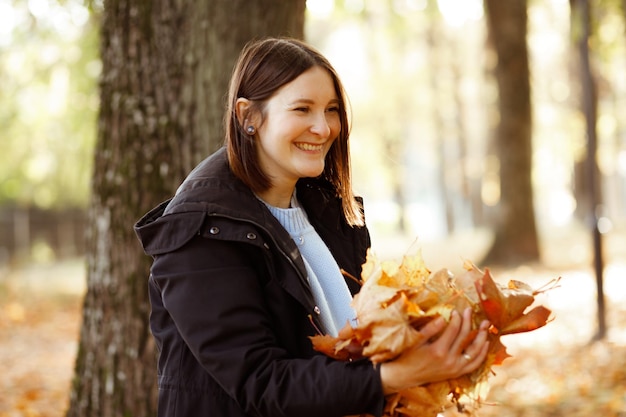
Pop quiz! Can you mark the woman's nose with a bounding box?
[310,112,332,138]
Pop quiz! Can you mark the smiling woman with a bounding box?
[224,37,361,225]
[134,37,489,417]
[235,66,341,207]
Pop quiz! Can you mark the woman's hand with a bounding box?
[379,308,490,394]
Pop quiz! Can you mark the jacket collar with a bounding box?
[164,147,344,233]
[134,147,357,327]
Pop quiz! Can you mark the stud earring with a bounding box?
[246,125,256,135]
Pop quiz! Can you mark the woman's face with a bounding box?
[254,66,341,189]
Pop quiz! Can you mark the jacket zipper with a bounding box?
[205,212,318,309]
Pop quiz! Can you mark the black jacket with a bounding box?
[134,148,384,417]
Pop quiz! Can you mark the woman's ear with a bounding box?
[235,98,251,126]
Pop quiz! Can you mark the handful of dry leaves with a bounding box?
[310,250,557,416]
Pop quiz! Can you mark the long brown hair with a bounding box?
[225,37,363,226]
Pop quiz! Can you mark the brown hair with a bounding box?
[225,37,363,226]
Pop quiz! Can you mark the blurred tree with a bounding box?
[571,0,607,340]
[482,0,539,265]
[66,1,305,416]
[571,0,624,222]
[425,4,474,235]
[426,7,457,234]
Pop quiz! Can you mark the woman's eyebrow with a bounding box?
[288,97,340,106]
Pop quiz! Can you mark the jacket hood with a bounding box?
[134,148,269,256]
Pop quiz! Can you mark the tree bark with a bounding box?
[482,0,539,265]
[67,1,305,416]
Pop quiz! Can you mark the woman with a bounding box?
[135,37,489,417]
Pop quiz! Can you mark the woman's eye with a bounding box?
[327,107,340,113]
[294,107,309,112]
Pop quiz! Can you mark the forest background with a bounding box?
[0,0,625,416]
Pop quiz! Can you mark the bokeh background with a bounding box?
[1,0,625,416]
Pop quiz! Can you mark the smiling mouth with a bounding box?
[295,143,324,152]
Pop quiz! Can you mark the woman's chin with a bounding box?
[300,167,325,179]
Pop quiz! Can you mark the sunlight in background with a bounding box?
[345,0,365,13]
[306,0,335,18]
[323,25,370,100]
[437,0,483,27]
[481,175,500,207]
[307,0,483,24]
[28,0,50,18]
[391,0,427,13]
[481,156,500,207]
[0,2,23,47]
[547,190,577,226]
[619,150,626,176]
[48,66,69,115]
[27,0,89,40]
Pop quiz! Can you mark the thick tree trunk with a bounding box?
[66,1,305,416]
[482,0,539,265]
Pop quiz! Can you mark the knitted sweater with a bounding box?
[263,195,356,336]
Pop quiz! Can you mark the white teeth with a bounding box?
[296,143,323,151]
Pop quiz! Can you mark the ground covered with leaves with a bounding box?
[0,249,625,416]
[0,267,81,417]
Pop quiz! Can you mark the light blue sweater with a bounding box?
[263,195,356,336]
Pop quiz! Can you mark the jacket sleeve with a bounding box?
[151,233,385,417]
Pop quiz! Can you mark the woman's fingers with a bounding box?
[466,320,490,354]
[413,309,491,379]
[428,309,462,349]
[460,335,490,372]
[418,315,447,342]
[459,319,490,372]
[435,308,491,376]
[450,308,474,354]
[381,312,491,392]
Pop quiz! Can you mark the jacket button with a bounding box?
[209,226,220,234]
[313,306,321,315]
[246,232,257,240]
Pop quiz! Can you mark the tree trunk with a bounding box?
[426,13,455,235]
[482,0,539,265]
[66,1,305,416]
[569,0,589,222]
[573,0,606,340]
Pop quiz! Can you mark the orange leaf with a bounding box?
[474,268,548,334]
[501,305,552,335]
